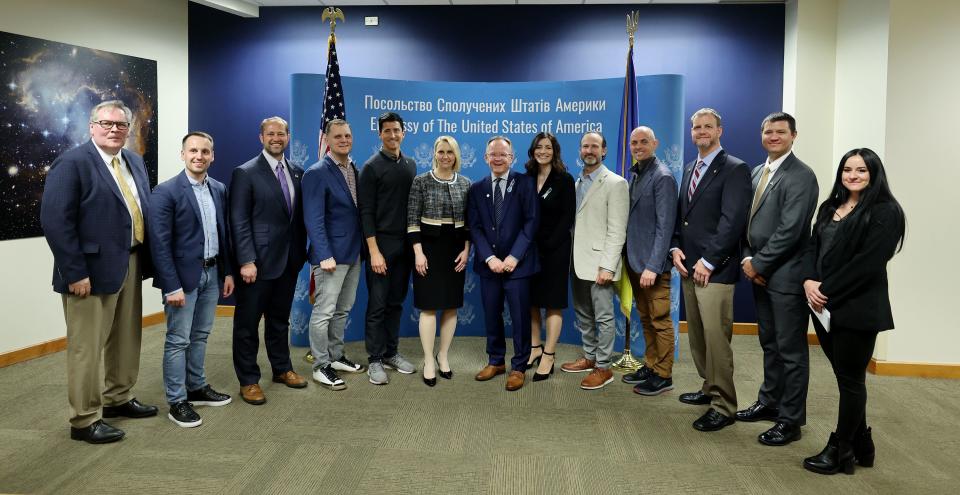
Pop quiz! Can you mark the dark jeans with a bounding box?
[232,264,298,386]
[813,319,878,443]
[364,245,411,363]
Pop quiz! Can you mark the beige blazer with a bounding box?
[572,165,629,281]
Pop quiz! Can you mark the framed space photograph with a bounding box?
[0,31,158,241]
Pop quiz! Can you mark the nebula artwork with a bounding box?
[0,31,158,241]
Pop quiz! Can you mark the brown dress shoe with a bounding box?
[505,371,525,391]
[475,364,506,381]
[240,384,266,405]
[580,367,614,390]
[272,370,308,389]
[561,357,595,373]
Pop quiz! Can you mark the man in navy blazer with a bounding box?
[622,126,679,396]
[230,116,308,405]
[149,132,235,428]
[302,119,366,391]
[467,136,540,391]
[41,100,158,444]
[671,108,752,432]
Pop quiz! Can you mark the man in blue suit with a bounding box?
[230,117,309,405]
[621,126,679,396]
[302,119,366,391]
[41,100,158,444]
[467,136,539,391]
[149,132,235,428]
[671,108,752,432]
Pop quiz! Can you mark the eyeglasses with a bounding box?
[486,153,514,160]
[91,120,131,130]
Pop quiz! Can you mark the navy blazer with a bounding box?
[671,149,752,284]
[148,170,232,294]
[41,140,154,294]
[229,154,307,280]
[626,158,678,275]
[302,155,362,265]
[467,170,540,279]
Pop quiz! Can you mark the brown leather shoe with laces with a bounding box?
[240,384,266,405]
[580,368,614,390]
[475,364,506,381]
[560,357,595,373]
[505,371,525,391]
[272,370,308,388]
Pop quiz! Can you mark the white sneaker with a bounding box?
[312,365,347,391]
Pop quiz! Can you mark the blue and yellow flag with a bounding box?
[613,44,639,319]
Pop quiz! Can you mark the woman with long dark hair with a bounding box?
[801,148,905,475]
[523,132,575,381]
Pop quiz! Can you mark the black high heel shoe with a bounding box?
[532,351,555,382]
[423,359,437,387]
[528,344,544,368]
[437,355,453,380]
[803,432,855,475]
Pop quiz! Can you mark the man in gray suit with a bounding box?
[621,126,678,396]
[738,112,818,446]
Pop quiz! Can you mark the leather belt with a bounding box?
[202,257,217,268]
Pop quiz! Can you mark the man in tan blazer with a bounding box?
[561,132,629,390]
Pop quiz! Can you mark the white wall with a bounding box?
[0,0,188,355]
[883,0,960,364]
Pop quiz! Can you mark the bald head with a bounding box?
[629,126,659,163]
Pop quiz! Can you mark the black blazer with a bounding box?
[229,154,307,280]
[529,168,575,251]
[671,150,752,284]
[801,202,901,332]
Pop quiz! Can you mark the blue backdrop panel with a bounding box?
[287,75,684,354]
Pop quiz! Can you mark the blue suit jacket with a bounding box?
[148,170,232,294]
[41,140,154,294]
[229,153,307,280]
[466,170,540,279]
[302,155,362,265]
[671,149,752,284]
[626,158,678,274]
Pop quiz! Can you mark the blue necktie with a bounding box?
[493,177,504,225]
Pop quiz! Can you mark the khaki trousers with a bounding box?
[62,251,142,428]
[626,267,674,378]
[681,278,737,416]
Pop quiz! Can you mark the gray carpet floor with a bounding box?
[1,318,958,494]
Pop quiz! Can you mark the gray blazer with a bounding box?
[742,152,818,294]
[626,158,678,275]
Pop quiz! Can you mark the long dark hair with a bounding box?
[814,147,905,252]
[524,132,567,175]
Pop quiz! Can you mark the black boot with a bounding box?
[803,432,856,475]
[854,426,875,467]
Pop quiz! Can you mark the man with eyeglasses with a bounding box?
[41,100,158,444]
[466,136,539,391]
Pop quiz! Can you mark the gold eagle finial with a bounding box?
[322,7,345,34]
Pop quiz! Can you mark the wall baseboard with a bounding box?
[4,313,957,379]
[0,305,235,368]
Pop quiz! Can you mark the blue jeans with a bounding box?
[163,265,219,404]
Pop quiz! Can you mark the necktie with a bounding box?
[687,160,704,202]
[110,157,144,243]
[493,177,504,225]
[275,162,292,215]
[750,165,772,217]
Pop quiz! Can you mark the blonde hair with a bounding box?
[432,135,462,173]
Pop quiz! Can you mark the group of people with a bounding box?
[41,101,905,477]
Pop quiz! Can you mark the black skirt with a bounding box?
[529,239,571,309]
[413,225,466,310]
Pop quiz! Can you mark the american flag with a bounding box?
[317,33,346,155]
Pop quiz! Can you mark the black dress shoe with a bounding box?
[70,420,125,444]
[693,408,735,432]
[102,398,158,419]
[758,421,801,446]
[679,391,711,405]
[803,432,856,475]
[736,400,779,422]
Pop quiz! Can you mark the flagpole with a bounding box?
[306,7,346,366]
[611,11,643,373]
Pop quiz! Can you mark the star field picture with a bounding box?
[0,31,158,241]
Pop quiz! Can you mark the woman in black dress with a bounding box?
[524,132,576,381]
[407,136,471,387]
[800,148,905,475]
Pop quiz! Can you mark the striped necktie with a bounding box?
[687,160,705,202]
[493,177,504,225]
